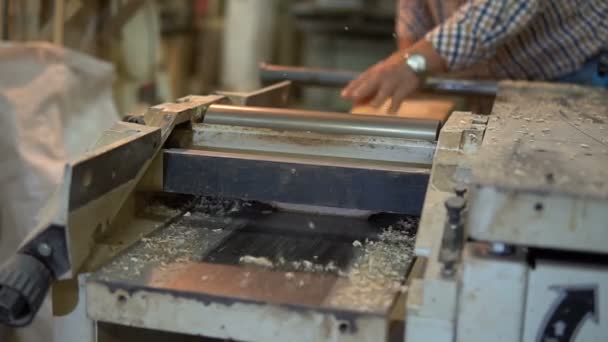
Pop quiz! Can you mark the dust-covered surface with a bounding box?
[477,81,608,199]
[93,196,418,315]
[142,202,183,217]
[95,197,259,282]
[325,218,417,311]
[95,221,222,282]
[238,255,345,275]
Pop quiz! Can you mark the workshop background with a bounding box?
[2,2,607,342]
[0,2,480,341]
[0,2,402,339]
[1,0,399,114]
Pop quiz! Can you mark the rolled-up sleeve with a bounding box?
[425,0,540,70]
[396,0,434,42]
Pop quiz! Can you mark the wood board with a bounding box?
[351,96,455,123]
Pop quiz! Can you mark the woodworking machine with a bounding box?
[0,76,607,342]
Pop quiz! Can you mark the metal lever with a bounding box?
[259,63,498,96]
[440,196,466,277]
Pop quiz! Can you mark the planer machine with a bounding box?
[0,70,607,341]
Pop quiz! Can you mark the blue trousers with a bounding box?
[557,55,608,88]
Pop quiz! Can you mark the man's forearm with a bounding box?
[425,0,540,71]
[396,0,433,49]
[398,37,416,50]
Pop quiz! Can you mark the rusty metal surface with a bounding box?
[69,123,160,210]
[88,197,418,340]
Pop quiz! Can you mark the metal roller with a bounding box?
[205,104,440,141]
[260,63,358,88]
[259,63,498,96]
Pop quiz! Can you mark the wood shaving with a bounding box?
[239,256,274,268]
[328,218,417,311]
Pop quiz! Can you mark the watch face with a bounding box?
[407,54,427,74]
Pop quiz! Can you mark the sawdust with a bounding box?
[288,259,341,273]
[328,218,418,312]
[218,218,417,295]
[96,223,203,280]
[239,256,274,268]
[141,202,183,217]
[96,198,255,281]
[96,197,418,315]
[239,255,344,274]
[197,196,252,216]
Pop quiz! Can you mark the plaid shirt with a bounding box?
[397,0,608,80]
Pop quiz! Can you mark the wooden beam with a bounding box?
[0,0,8,40]
[53,0,65,45]
[40,0,85,41]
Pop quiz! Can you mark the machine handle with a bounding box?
[0,254,52,327]
[259,63,498,96]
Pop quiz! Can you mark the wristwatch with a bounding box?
[404,53,428,81]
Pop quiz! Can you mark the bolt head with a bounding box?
[37,243,53,257]
[490,243,514,256]
[454,184,468,197]
[442,263,455,277]
[445,196,466,211]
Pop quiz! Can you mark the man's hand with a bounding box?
[342,39,448,113]
[341,51,420,113]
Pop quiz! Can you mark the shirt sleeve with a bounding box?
[396,0,434,43]
[425,0,540,70]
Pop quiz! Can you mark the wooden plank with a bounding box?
[351,96,455,123]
